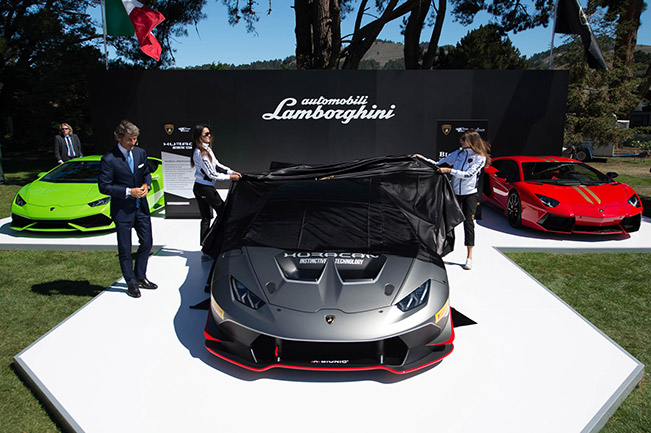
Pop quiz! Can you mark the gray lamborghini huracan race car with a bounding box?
[203,156,464,373]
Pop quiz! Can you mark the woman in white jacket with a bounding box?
[416,130,491,270]
[191,124,241,248]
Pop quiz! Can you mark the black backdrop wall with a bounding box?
[89,70,568,173]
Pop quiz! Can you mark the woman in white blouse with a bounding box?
[191,124,241,248]
[415,129,491,270]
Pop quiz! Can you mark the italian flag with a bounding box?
[105,0,165,61]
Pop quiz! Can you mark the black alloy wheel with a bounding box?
[507,191,522,228]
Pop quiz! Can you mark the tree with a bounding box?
[403,0,553,69]
[0,1,103,150]
[223,0,553,70]
[436,25,528,69]
[563,37,638,148]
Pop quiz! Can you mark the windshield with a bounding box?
[521,162,613,186]
[40,161,101,183]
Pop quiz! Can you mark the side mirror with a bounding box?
[37,172,47,178]
[606,172,618,179]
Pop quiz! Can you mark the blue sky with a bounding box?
[92,1,651,68]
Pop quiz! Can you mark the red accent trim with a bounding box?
[204,315,221,342]
[205,345,454,375]
[204,308,456,374]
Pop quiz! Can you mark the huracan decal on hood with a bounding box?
[275,252,387,282]
[261,96,396,125]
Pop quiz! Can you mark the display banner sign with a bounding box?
[89,70,569,211]
[436,120,489,157]
[158,121,203,218]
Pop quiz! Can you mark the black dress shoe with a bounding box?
[127,284,141,298]
[137,278,158,290]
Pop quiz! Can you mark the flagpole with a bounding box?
[101,0,109,70]
[549,0,560,70]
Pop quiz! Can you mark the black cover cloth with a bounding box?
[202,155,465,264]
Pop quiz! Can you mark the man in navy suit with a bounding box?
[99,120,157,298]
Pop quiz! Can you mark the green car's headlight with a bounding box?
[15,194,26,206]
[88,197,111,207]
[397,280,430,312]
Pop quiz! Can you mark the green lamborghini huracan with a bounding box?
[11,155,165,232]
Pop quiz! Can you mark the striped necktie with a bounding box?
[66,136,74,157]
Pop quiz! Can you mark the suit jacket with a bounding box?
[98,145,152,221]
[54,134,83,162]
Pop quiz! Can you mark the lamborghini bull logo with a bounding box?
[325,315,335,325]
[164,124,174,135]
[442,124,452,135]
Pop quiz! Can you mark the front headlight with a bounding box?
[397,280,430,312]
[15,194,26,206]
[536,194,560,208]
[231,277,265,310]
[628,194,641,208]
[88,197,111,207]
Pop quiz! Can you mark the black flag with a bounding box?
[555,0,608,70]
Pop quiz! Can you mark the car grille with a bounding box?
[620,214,641,233]
[11,213,113,230]
[573,224,622,234]
[250,335,409,367]
[537,214,574,232]
[71,214,113,228]
[11,214,33,229]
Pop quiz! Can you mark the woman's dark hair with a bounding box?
[190,124,212,168]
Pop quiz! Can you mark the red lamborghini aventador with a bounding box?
[483,156,643,234]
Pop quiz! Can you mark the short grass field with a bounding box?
[504,252,650,433]
[0,250,122,433]
[0,155,649,431]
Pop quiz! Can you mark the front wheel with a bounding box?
[507,191,522,228]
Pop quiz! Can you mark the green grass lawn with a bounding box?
[505,252,650,433]
[0,250,122,433]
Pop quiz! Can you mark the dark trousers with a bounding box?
[456,193,479,247]
[116,207,153,285]
[193,182,225,244]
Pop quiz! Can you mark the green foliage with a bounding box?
[436,25,529,69]
[358,59,382,70]
[450,0,554,33]
[382,58,406,70]
[506,252,651,433]
[184,56,297,71]
[0,1,104,151]
[563,37,640,147]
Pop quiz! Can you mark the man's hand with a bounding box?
[438,167,452,174]
[230,172,242,181]
[130,184,149,198]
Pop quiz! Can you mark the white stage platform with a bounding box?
[6,208,647,433]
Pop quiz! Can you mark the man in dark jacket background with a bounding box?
[54,123,83,164]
